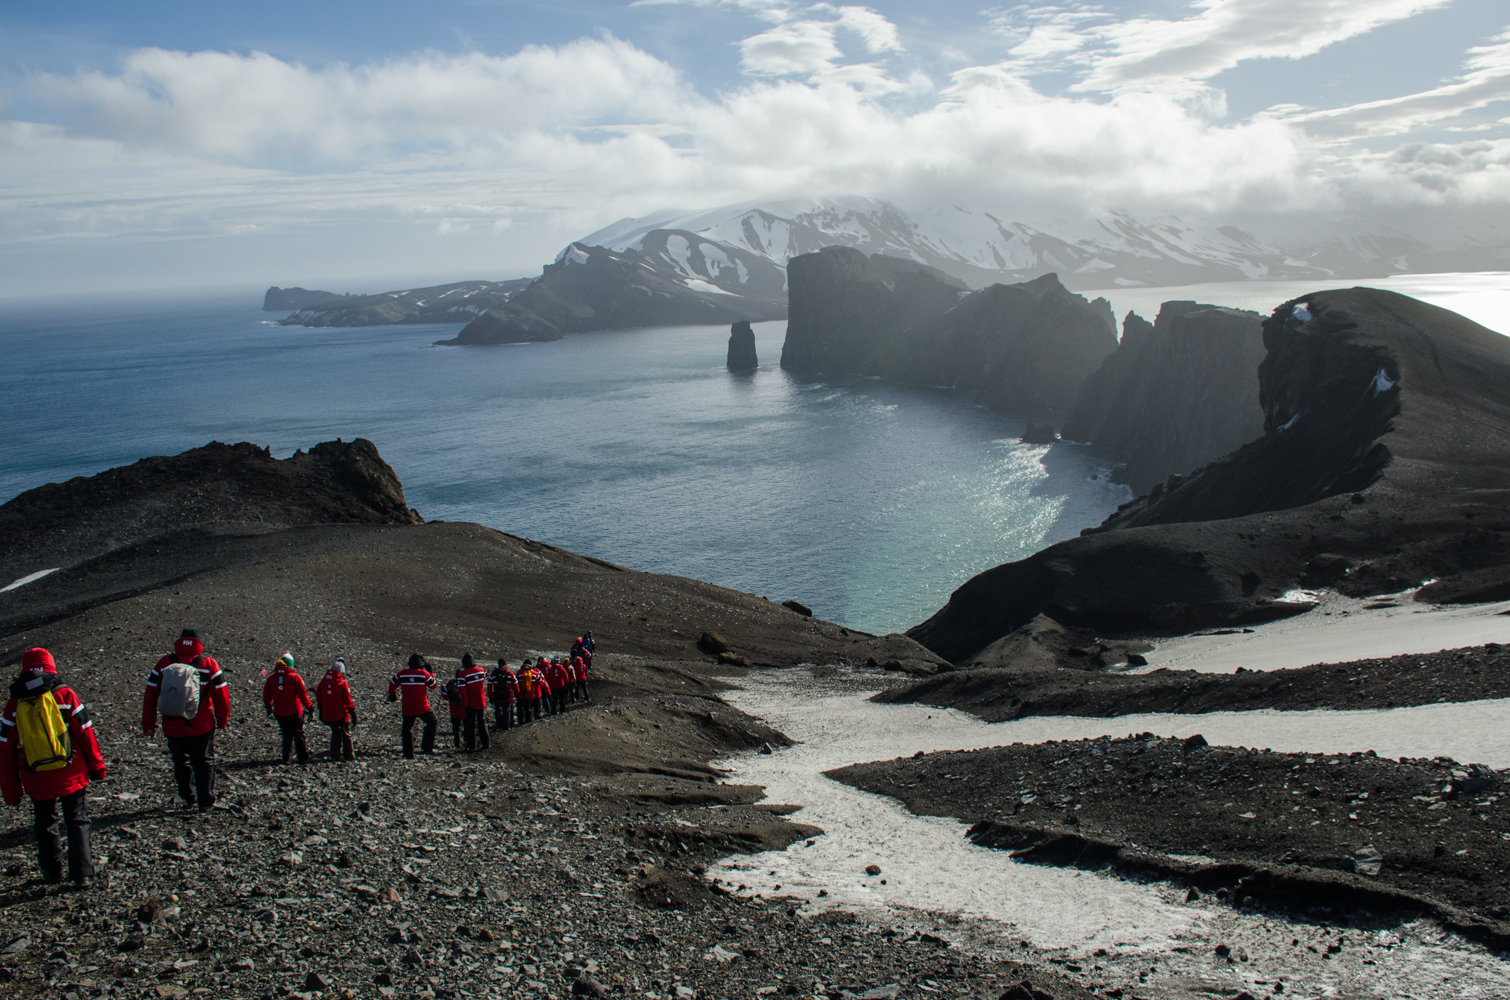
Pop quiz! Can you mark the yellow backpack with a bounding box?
[15,690,73,773]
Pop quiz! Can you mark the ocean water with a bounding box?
[0,293,1131,634]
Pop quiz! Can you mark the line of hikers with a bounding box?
[2,629,596,886]
[394,636,595,758]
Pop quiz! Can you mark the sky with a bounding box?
[1,0,1508,297]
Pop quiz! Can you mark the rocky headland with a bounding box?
[1061,302,1266,494]
[779,247,1116,414]
[726,321,758,372]
[907,288,1510,664]
[267,281,533,327]
[439,233,787,346]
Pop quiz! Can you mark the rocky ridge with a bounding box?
[908,288,1510,663]
[780,248,1116,414]
[440,233,786,346]
[1061,302,1266,494]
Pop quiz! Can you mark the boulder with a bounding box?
[727,320,759,371]
[781,600,813,617]
[1020,423,1057,444]
[697,632,731,655]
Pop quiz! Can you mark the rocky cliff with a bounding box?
[780,246,1116,413]
[1062,301,1266,493]
[908,288,1510,662]
[263,286,343,311]
[0,439,422,584]
[440,231,787,345]
[727,321,758,371]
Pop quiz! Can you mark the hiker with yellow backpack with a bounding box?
[0,648,107,889]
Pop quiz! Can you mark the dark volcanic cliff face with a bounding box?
[781,246,1116,413]
[779,246,968,372]
[0,439,422,583]
[440,232,787,345]
[1062,302,1266,494]
[908,288,1510,662]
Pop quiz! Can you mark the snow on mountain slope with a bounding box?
[578,198,1510,292]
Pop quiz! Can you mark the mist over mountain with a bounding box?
[584,197,1510,293]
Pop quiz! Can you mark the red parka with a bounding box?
[489,667,517,704]
[546,660,569,694]
[316,669,355,724]
[263,665,312,717]
[388,664,437,716]
[142,635,230,738]
[1,652,108,805]
[458,661,488,710]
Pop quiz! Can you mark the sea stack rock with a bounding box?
[727,321,758,371]
[1062,302,1266,493]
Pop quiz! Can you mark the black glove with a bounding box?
[387,692,397,703]
[265,705,273,718]
[349,709,359,726]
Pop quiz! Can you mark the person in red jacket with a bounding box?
[143,628,231,813]
[571,655,590,704]
[545,658,570,715]
[457,653,489,751]
[387,653,438,758]
[262,652,312,765]
[489,660,517,730]
[1,648,108,888]
[316,658,357,762]
[443,677,466,749]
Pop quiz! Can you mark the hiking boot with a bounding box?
[67,877,91,891]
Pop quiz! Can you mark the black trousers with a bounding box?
[494,700,513,729]
[463,707,489,750]
[325,719,353,760]
[166,730,216,808]
[276,714,310,764]
[450,715,463,747]
[34,789,92,882]
[401,711,437,758]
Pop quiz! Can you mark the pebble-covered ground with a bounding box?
[0,727,1101,1000]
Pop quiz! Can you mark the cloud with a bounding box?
[3,5,1509,296]
[988,0,1453,95]
[739,21,845,76]
[32,38,701,164]
[1271,28,1510,138]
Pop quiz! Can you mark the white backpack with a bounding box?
[158,658,202,720]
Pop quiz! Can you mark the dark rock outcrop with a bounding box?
[440,232,787,345]
[263,287,343,311]
[1062,302,1266,493]
[1020,423,1057,444]
[908,288,1510,661]
[727,321,758,371]
[0,439,421,584]
[780,246,1116,413]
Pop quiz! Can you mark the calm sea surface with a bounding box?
[0,294,1131,634]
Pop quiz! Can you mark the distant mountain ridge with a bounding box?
[264,279,532,327]
[584,197,1510,292]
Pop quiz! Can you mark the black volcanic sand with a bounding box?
[878,642,1510,721]
[830,736,1510,948]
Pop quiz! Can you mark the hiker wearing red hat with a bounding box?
[143,628,231,813]
[316,659,357,762]
[1,648,108,888]
[263,652,312,765]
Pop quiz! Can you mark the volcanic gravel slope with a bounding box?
[830,735,1510,947]
[876,642,1510,721]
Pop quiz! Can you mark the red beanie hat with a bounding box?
[21,648,56,674]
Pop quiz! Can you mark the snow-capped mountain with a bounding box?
[579,197,1510,292]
